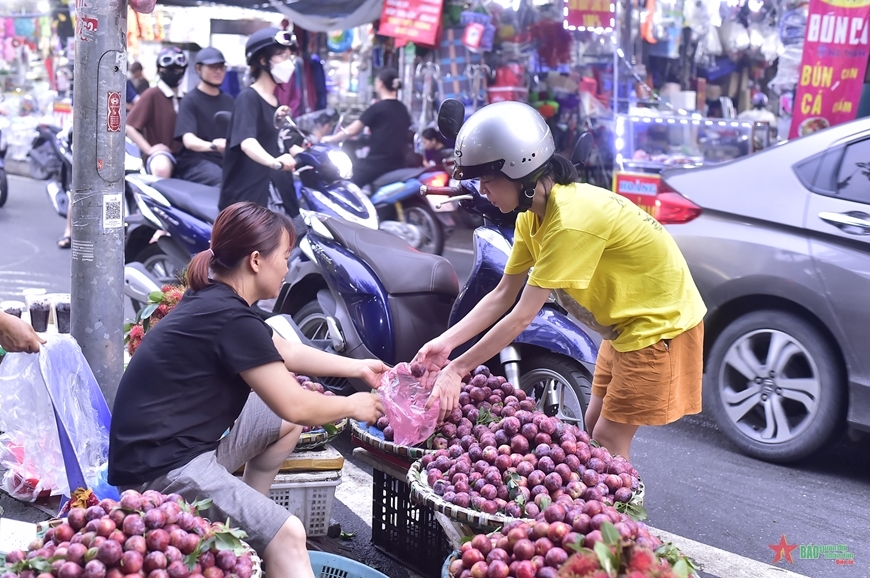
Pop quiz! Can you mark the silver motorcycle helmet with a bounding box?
[452,101,555,212]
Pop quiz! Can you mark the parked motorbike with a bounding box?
[272,103,598,425]
[125,109,377,286]
[43,125,144,219]
[0,107,8,208]
[367,165,452,255]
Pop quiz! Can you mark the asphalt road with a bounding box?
[1,175,868,577]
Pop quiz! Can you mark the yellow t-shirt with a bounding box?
[504,183,706,352]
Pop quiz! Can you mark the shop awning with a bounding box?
[156,0,383,32]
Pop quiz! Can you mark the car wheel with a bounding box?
[519,353,591,430]
[705,310,845,462]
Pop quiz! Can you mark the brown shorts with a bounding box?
[592,322,704,426]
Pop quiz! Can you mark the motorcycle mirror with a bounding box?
[274,105,296,130]
[571,132,594,167]
[214,111,231,134]
[438,99,465,141]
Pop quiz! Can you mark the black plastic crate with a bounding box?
[371,468,452,578]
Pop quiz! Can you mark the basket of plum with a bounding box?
[406,408,646,531]
[294,374,348,451]
[441,510,698,578]
[0,490,261,578]
[351,365,537,460]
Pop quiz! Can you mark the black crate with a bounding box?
[371,468,452,578]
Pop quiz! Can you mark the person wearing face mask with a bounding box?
[321,69,412,189]
[173,47,235,186]
[220,28,301,219]
[126,47,187,178]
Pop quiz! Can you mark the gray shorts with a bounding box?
[127,393,291,554]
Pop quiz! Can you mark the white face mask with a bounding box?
[270,58,296,84]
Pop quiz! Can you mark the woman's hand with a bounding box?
[413,337,452,374]
[358,359,389,390]
[275,153,297,171]
[0,312,46,354]
[425,364,463,422]
[211,138,226,153]
[348,391,386,425]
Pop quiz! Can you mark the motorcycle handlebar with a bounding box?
[420,184,462,196]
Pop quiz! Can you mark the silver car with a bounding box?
[659,117,870,462]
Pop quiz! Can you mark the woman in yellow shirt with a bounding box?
[415,102,705,461]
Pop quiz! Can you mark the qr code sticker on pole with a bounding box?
[103,193,123,229]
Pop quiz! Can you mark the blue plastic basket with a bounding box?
[309,551,389,578]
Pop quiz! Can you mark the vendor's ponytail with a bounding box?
[541,154,578,186]
[187,250,213,292]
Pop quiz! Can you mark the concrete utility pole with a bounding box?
[70,0,128,408]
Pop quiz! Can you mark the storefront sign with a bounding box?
[564,0,614,30]
[379,0,444,47]
[789,0,870,138]
[613,172,660,215]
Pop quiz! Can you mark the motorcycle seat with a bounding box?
[323,216,459,297]
[371,167,429,191]
[150,179,220,224]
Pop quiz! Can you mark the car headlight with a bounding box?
[327,150,353,180]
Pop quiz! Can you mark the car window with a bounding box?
[835,139,870,203]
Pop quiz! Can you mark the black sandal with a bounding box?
[57,236,71,249]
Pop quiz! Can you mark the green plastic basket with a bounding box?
[309,551,389,578]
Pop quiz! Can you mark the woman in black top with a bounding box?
[323,69,412,188]
[220,28,302,214]
[108,202,386,577]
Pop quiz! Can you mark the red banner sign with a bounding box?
[789,0,870,138]
[613,172,660,215]
[379,0,444,47]
[564,0,613,30]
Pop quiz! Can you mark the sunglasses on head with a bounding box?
[157,52,188,68]
[274,30,298,48]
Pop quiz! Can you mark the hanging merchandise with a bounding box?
[14,17,36,39]
[530,19,572,68]
[328,30,354,53]
[488,61,527,104]
[460,8,495,52]
[646,0,685,59]
[439,27,486,109]
[127,6,140,55]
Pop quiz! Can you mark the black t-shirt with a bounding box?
[220,87,293,211]
[359,99,411,164]
[108,283,283,486]
[174,87,235,166]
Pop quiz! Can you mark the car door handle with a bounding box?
[818,211,870,234]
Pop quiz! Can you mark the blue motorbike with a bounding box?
[273,181,597,425]
[366,165,453,255]
[124,109,377,287]
[0,111,7,208]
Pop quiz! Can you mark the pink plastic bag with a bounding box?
[378,362,440,446]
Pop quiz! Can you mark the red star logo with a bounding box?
[769,534,799,564]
